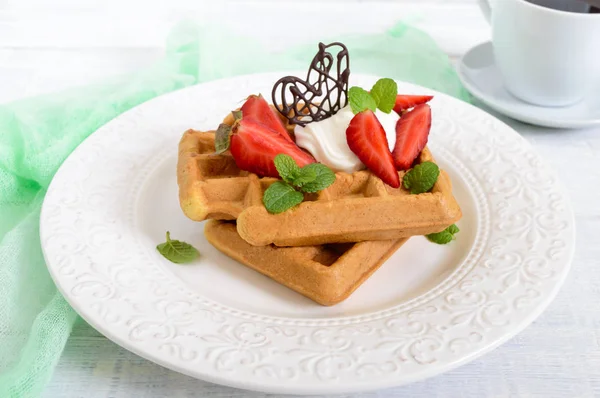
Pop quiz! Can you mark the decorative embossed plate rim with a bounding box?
[40,73,575,395]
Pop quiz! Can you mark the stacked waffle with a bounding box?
[177,114,461,305]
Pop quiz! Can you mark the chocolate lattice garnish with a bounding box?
[272,42,350,126]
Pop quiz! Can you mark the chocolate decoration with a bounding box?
[272,42,350,126]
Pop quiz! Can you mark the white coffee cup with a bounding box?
[479,0,600,107]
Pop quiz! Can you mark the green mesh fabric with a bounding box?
[0,21,468,397]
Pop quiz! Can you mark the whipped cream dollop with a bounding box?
[294,106,399,173]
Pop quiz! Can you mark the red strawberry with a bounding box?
[393,95,433,114]
[241,94,293,143]
[230,118,314,177]
[392,103,432,170]
[346,110,399,188]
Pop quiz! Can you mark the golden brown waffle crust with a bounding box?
[178,129,461,247]
[204,220,408,306]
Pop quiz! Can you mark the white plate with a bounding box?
[458,42,600,129]
[41,73,575,395]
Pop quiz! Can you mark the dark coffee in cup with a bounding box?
[526,0,593,13]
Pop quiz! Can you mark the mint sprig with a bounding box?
[403,161,440,194]
[274,154,301,184]
[293,167,317,187]
[426,224,460,244]
[297,163,336,192]
[157,232,200,263]
[263,155,336,213]
[348,78,399,114]
[349,87,377,114]
[263,181,304,214]
[370,78,398,114]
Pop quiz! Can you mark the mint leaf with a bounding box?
[403,161,440,194]
[274,154,301,184]
[264,157,336,214]
[214,123,232,154]
[370,78,398,114]
[157,232,200,263]
[447,224,460,235]
[263,181,304,213]
[292,167,317,187]
[348,86,377,114]
[298,163,336,193]
[426,224,460,244]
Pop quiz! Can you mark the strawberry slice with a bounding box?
[392,103,432,170]
[346,110,400,188]
[393,95,433,114]
[230,118,314,177]
[241,94,293,143]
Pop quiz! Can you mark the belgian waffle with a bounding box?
[177,130,461,246]
[204,220,408,306]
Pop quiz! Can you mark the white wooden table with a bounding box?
[2,1,600,397]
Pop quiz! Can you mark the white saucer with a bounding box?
[458,41,600,129]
